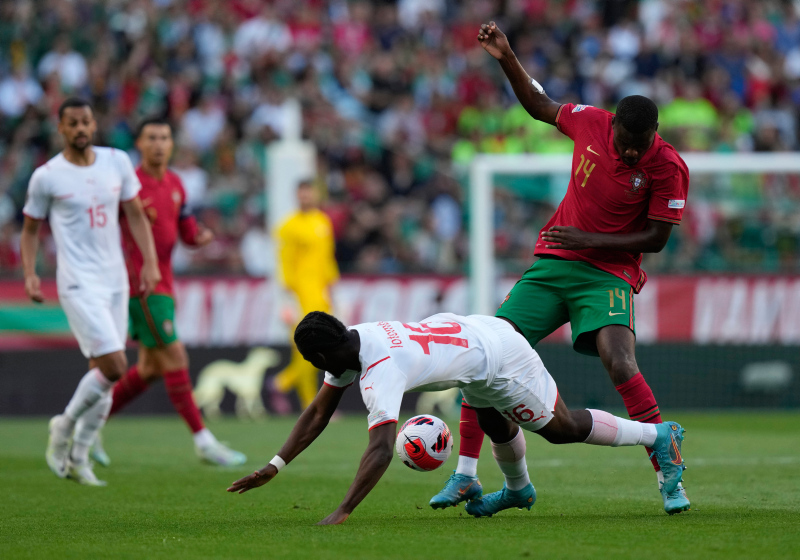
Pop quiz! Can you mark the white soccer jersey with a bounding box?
[324,313,505,430]
[22,147,141,294]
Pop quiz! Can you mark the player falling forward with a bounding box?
[21,98,160,486]
[432,22,691,515]
[227,312,686,524]
[90,118,246,467]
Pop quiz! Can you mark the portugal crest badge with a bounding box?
[629,171,647,192]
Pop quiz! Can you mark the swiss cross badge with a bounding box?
[629,171,647,192]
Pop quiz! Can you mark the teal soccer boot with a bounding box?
[662,484,691,515]
[651,422,686,494]
[430,471,483,509]
[465,483,536,518]
[89,433,110,467]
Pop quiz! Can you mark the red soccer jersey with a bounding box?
[535,103,690,292]
[120,168,199,297]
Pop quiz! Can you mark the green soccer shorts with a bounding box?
[495,257,635,356]
[129,294,178,349]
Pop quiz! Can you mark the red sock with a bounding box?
[109,365,150,416]
[164,368,205,434]
[616,372,663,471]
[458,400,484,459]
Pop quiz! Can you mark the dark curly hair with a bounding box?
[615,95,659,134]
[294,311,350,355]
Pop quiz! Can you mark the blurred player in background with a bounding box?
[431,22,690,515]
[93,118,246,467]
[21,98,160,486]
[269,181,339,411]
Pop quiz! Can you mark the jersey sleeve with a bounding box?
[359,357,405,431]
[116,151,141,201]
[554,103,603,140]
[647,162,689,225]
[22,168,51,220]
[323,369,357,388]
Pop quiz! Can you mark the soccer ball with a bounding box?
[395,415,453,471]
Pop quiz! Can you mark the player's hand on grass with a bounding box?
[195,228,214,247]
[24,274,44,303]
[140,262,162,297]
[227,464,278,494]
[317,509,349,526]
[477,21,512,60]
[542,226,594,250]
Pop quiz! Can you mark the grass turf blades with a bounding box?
[1,412,798,560]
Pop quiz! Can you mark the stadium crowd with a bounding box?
[2,0,800,276]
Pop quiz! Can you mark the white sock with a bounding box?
[193,428,215,448]
[72,392,112,465]
[583,409,658,447]
[64,368,114,422]
[491,428,530,491]
[456,455,478,478]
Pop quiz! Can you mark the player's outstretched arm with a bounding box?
[227,383,345,495]
[478,21,561,126]
[542,219,673,253]
[121,197,161,296]
[20,216,44,303]
[317,422,396,526]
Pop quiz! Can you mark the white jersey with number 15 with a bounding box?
[23,147,141,295]
[324,313,504,430]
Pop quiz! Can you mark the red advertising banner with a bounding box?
[2,275,800,348]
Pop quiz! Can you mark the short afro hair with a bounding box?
[58,97,92,120]
[294,311,350,355]
[615,95,658,134]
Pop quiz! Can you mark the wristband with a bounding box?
[269,455,286,472]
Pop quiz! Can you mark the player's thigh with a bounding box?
[564,262,636,357]
[142,340,189,376]
[60,291,126,359]
[466,320,559,433]
[495,259,569,348]
[128,294,178,351]
[91,350,128,380]
[472,406,518,443]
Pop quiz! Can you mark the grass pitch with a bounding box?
[1,412,798,560]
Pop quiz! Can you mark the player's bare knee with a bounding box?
[163,342,189,370]
[603,352,639,386]
[96,352,128,381]
[138,366,162,382]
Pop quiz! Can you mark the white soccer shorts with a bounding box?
[461,317,559,432]
[60,289,129,358]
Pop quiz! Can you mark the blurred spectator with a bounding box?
[0,66,42,118]
[37,35,88,93]
[2,0,800,278]
[172,146,209,212]
[179,93,226,153]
